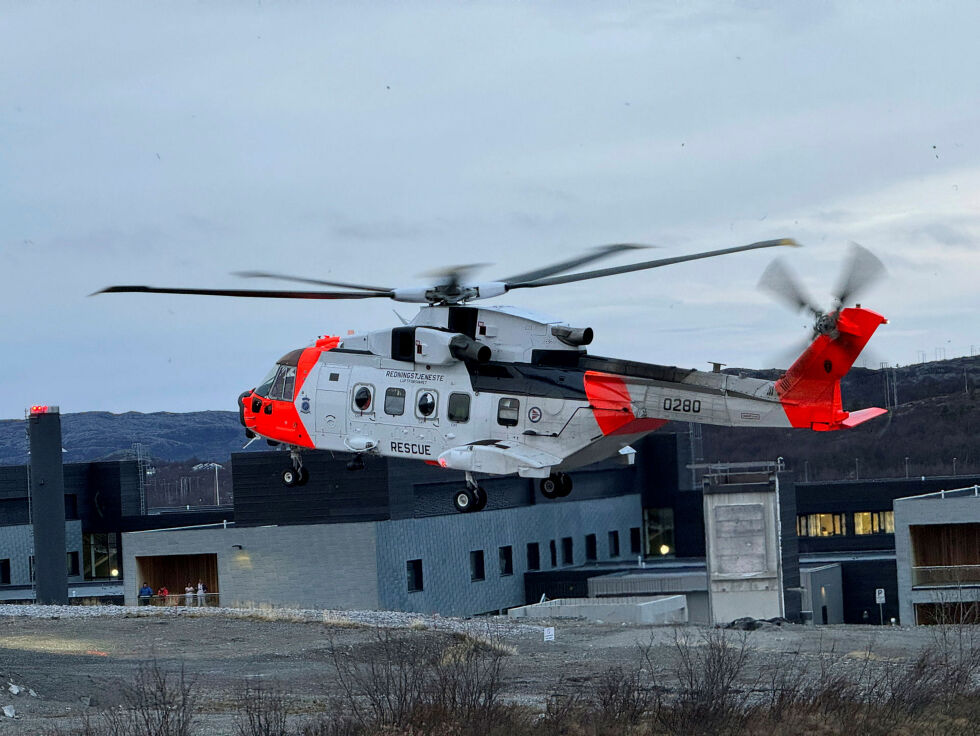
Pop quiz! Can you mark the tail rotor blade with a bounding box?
[757,258,822,316]
[834,242,886,306]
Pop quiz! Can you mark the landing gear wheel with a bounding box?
[473,486,488,511]
[453,488,478,513]
[281,468,299,487]
[540,475,562,499]
[557,472,573,497]
[296,467,310,486]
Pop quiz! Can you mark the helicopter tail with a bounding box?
[777,306,888,431]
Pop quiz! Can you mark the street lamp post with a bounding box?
[192,462,224,506]
[905,456,910,479]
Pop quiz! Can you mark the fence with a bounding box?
[137,592,221,607]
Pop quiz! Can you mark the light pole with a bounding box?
[953,457,957,476]
[905,456,910,479]
[192,462,224,505]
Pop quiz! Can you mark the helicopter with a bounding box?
[96,238,887,513]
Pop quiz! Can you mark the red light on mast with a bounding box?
[30,405,49,414]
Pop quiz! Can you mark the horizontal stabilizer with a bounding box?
[840,407,888,429]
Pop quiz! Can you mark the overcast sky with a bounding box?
[2,1,979,419]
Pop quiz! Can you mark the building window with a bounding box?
[585,534,597,561]
[497,398,520,427]
[549,540,557,568]
[608,531,620,558]
[499,545,513,576]
[0,559,9,585]
[561,537,573,565]
[796,513,846,537]
[630,527,642,555]
[83,533,120,580]
[470,550,485,582]
[854,511,895,535]
[644,507,675,556]
[526,542,540,571]
[406,559,423,592]
[67,551,80,577]
[384,388,406,416]
[448,393,471,423]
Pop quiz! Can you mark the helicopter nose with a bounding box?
[238,390,251,427]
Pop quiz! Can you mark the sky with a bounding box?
[2,1,979,419]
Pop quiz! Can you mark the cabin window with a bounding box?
[254,365,278,397]
[352,384,374,413]
[497,397,520,427]
[448,393,471,423]
[263,365,297,401]
[417,390,437,418]
[384,388,406,416]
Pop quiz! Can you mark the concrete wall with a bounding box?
[704,487,783,624]
[895,494,980,625]
[123,523,380,610]
[509,595,687,624]
[377,495,640,617]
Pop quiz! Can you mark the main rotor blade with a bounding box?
[499,243,651,284]
[834,242,886,306]
[757,257,822,316]
[92,285,392,299]
[233,270,394,293]
[504,238,798,290]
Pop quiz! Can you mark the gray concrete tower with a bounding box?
[28,405,68,604]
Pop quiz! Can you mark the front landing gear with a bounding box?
[453,473,488,513]
[540,472,572,500]
[281,448,309,487]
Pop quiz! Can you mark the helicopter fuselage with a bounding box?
[238,303,887,510]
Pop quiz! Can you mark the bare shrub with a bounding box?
[99,660,196,736]
[235,680,293,736]
[649,627,752,736]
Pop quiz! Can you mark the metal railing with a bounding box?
[911,564,980,587]
[137,593,221,607]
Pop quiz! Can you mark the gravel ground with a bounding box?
[0,604,966,735]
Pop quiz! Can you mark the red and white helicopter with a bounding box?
[97,239,887,513]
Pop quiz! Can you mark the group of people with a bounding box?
[137,580,209,606]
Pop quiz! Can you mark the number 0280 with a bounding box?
[663,397,701,413]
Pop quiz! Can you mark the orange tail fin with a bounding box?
[777,307,888,431]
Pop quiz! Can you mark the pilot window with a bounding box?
[254,365,278,397]
[266,365,297,401]
[497,397,520,426]
[448,393,471,423]
[417,390,437,418]
[352,385,374,412]
[384,388,406,416]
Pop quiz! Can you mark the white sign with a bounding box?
[875,588,886,605]
[543,627,555,642]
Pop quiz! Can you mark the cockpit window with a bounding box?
[254,366,278,398]
[258,365,298,401]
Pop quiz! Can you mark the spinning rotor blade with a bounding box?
[499,243,650,284]
[233,270,394,293]
[92,285,390,299]
[505,238,798,290]
[420,263,490,290]
[834,242,886,307]
[757,257,823,316]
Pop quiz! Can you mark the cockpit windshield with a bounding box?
[254,364,297,400]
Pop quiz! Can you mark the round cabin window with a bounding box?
[354,386,372,411]
[418,391,436,417]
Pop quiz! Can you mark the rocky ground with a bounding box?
[0,604,972,735]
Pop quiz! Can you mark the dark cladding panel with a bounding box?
[777,471,801,622]
[0,465,29,499]
[28,409,67,604]
[231,451,391,526]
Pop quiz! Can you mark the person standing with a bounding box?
[138,582,153,606]
[184,582,194,606]
[196,580,207,607]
